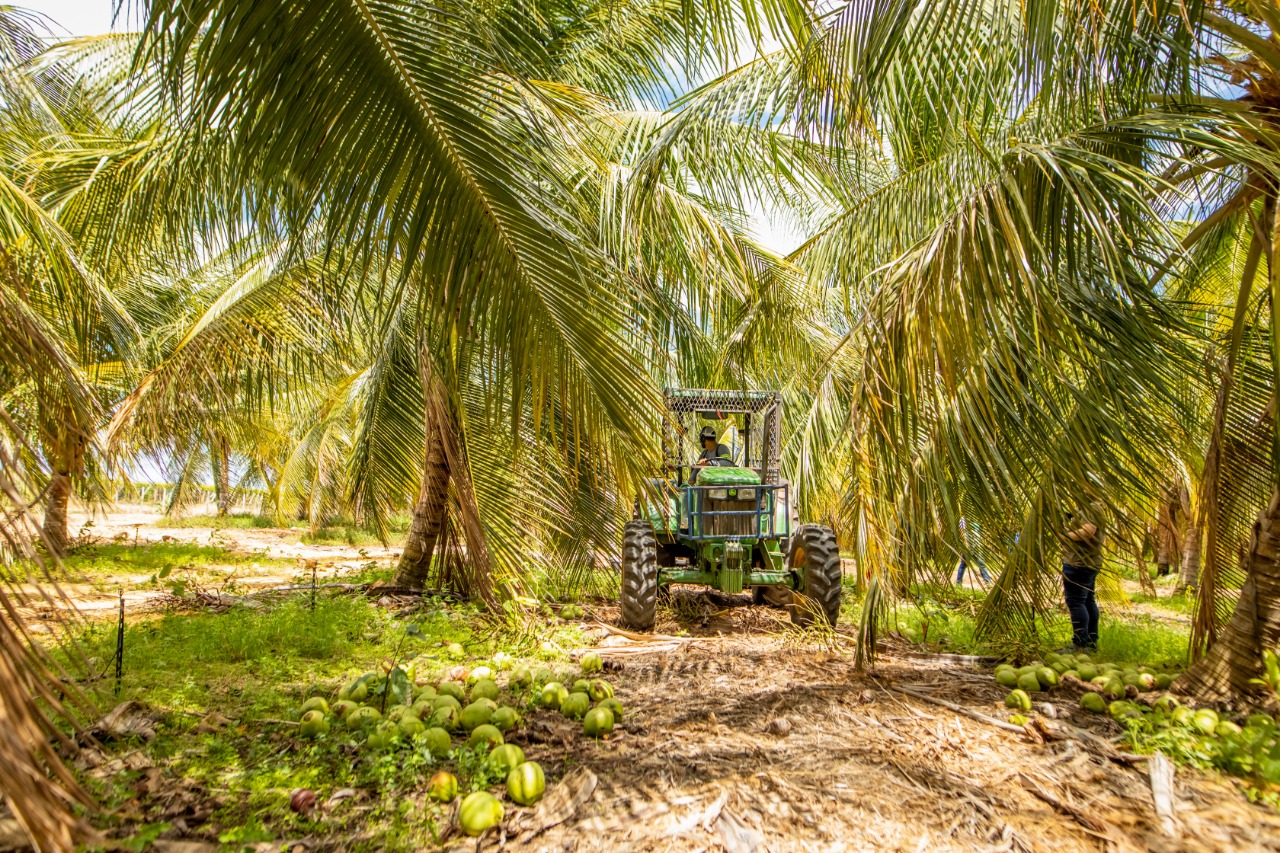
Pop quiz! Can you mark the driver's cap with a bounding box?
[699,426,717,442]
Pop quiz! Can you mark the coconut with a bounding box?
[1171,706,1194,727]
[427,770,459,803]
[1005,689,1032,711]
[411,700,434,718]
[1008,713,1029,726]
[1079,693,1106,714]
[446,643,466,659]
[468,666,493,685]
[460,701,495,732]
[1109,701,1140,722]
[1050,661,1070,675]
[459,791,504,837]
[597,697,624,721]
[485,744,525,776]
[339,678,370,703]
[491,707,520,732]
[509,666,533,689]
[571,679,592,695]
[581,651,604,674]
[433,694,463,712]
[1154,674,1174,690]
[541,682,569,710]
[429,706,459,731]
[561,692,591,720]
[1016,672,1042,694]
[300,697,329,717]
[423,727,452,758]
[1121,671,1142,689]
[331,700,359,722]
[995,669,1018,688]
[588,680,614,702]
[1136,673,1157,691]
[414,684,438,702]
[1216,721,1243,738]
[1153,695,1179,714]
[386,705,409,723]
[1192,709,1219,735]
[468,724,504,749]
[437,682,466,702]
[299,710,330,738]
[1076,664,1099,681]
[1089,675,1110,688]
[1075,652,1091,663]
[347,706,382,730]
[507,761,546,806]
[399,715,426,739]
[1036,667,1059,688]
[1101,680,1126,700]
[533,668,555,685]
[584,706,615,738]
[370,720,401,749]
[1246,713,1276,730]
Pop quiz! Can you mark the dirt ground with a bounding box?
[14,507,1280,852]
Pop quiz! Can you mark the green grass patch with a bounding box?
[55,541,288,582]
[154,513,290,530]
[1129,590,1197,617]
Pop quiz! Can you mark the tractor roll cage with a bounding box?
[676,483,792,542]
[661,388,783,486]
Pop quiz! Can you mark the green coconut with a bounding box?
[1077,664,1099,681]
[561,692,591,720]
[299,710,330,738]
[411,700,434,719]
[427,770,459,803]
[339,674,373,703]
[583,705,615,738]
[1016,672,1042,694]
[541,682,569,710]
[331,699,359,723]
[1102,680,1126,701]
[995,669,1019,689]
[509,666,533,689]
[386,705,409,723]
[1193,709,1220,735]
[1050,661,1070,675]
[1153,695,1179,714]
[492,707,521,732]
[1171,706,1194,727]
[1080,692,1107,714]
[300,696,330,717]
[1246,713,1276,730]
[468,666,493,685]
[507,761,546,806]
[468,724,504,749]
[571,679,592,695]
[437,682,466,702]
[470,678,501,703]
[588,680,614,702]
[533,668,556,685]
[370,720,402,749]
[399,715,426,739]
[460,701,495,732]
[414,684,438,702]
[1121,671,1142,689]
[485,744,526,777]
[1008,713,1029,726]
[347,706,382,730]
[433,694,463,712]
[1036,667,1059,688]
[1005,689,1032,711]
[423,727,452,758]
[459,791,504,837]
[1136,673,1157,691]
[1109,701,1141,722]
[446,643,466,659]
[597,697,624,721]
[1216,721,1244,738]
[1154,674,1174,690]
[429,706,459,731]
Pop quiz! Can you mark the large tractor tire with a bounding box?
[620,520,659,631]
[752,585,791,608]
[788,524,842,627]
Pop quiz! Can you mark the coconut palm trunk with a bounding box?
[393,424,450,589]
[1177,487,1280,701]
[1175,517,1203,595]
[213,435,231,516]
[41,471,72,556]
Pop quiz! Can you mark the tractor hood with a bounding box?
[695,466,760,486]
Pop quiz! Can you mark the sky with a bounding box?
[35,0,125,36]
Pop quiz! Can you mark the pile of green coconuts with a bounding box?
[993,651,1280,787]
[293,650,622,837]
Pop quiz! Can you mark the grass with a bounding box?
[65,589,586,850]
[154,513,289,530]
[39,541,289,585]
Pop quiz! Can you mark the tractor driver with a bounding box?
[691,426,732,483]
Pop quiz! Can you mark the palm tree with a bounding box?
[641,0,1279,699]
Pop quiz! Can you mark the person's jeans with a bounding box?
[1062,564,1100,649]
[957,556,990,583]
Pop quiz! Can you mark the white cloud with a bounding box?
[31,0,126,36]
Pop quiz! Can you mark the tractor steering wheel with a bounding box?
[707,457,736,467]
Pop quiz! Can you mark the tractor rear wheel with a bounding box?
[620,521,659,630]
[788,524,842,626]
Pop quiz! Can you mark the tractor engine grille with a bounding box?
[703,499,759,537]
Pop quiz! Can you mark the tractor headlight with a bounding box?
[737,488,756,500]
[707,488,729,500]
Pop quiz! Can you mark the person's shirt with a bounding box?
[698,443,732,464]
[1062,502,1106,569]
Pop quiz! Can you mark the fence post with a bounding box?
[114,591,125,695]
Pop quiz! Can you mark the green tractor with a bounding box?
[620,388,842,630]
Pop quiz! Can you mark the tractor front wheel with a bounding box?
[788,524,842,626]
[620,521,659,630]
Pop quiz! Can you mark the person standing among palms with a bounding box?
[1061,502,1106,651]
